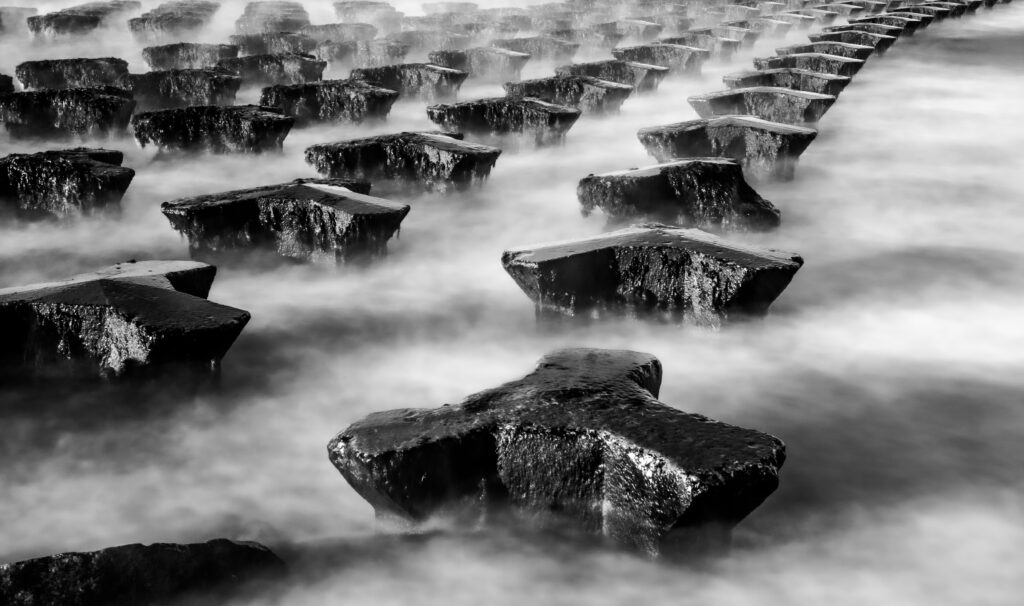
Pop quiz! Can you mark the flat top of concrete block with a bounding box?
[593,157,739,178]
[132,104,291,120]
[640,115,819,136]
[779,41,875,52]
[692,86,837,101]
[163,182,407,216]
[770,52,866,64]
[0,260,210,298]
[727,68,851,81]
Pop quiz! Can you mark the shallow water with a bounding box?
[1,1,1023,605]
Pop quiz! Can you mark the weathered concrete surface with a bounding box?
[504,76,633,114]
[230,32,318,56]
[131,105,294,154]
[122,69,241,111]
[0,261,250,378]
[638,116,818,182]
[305,131,501,192]
[217,53,326,86]
[660,32,742,59]
[426,97,581,145]
[0,87,136,139]
[0,539,284,604]
[300,22,378,43]
[809,29,898,53]
[753,52,865,77]
[350,63,468,101]
[260,79,398,125]
[314,40,410,69]
[15,58,129,90]
[577,158,780,231]
[502,225,803,323]
[850,13,925,33]
[0,148,135,218]
[162,179,408,263]
[428,47,531,82]
[27,1,140,37]
[491,36,579,62]
[330,347,786,556]
[235,0,310,33]
[143,42,239,70]
[544,26,624,50]
[333,1,404,35]
[823,22,904,38]
[556,60,668,92]
[723,68,851,97]
[724,17,794,37]
[387,29,472,53]
[128,0,221,42]
[688,87,837,126]
[612,44,709,75]
[776,41,875,61]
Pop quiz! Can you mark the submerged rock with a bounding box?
[776,41,875,61]
[128,0,221,42]
[131,105,294,154]
[162,178,408,264]
[637,115,818,181]
[230,32,318,56]
[260,79,398,125]
[27,1,141,37]
[612,44,709,75]
[809,30,897,53]
[503,225,803,323]
[350,63,468,101]
[313,40,410,69]
[428,47,531,82]
[0,261,250,378]
[305,131,501,192]
[0,539,283,604]
[577,158,779,231]
[15,58,129,90]
[491,36,578,62]
[723,68,851,96]
[504,76,633,114]
[556,59,668,92]
[688,87,837,126]
[329,347,786,555]
[123,69,241,111]
[235,0,310,33]
[143,42,239,70]
[753,52,864,77]
[217,53,326,86]
[0,148,134,219]
[426,97,581,146]
[0,87,135,139]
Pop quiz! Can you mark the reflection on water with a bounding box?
[1,2,1023,605]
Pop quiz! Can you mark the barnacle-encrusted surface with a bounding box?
[0,148,135,218]
[0,87,136,139]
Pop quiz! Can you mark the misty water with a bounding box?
[2,1,1023,604]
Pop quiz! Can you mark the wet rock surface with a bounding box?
[0,148,135,219]
[305,131,501,192]
[162,178,409,264]
[776,40,876,60]
[428,47,531,82]
[723,68,851,96]
[217,53,326,86]
[556,59,668,92]
[128,0,221,42]
[235,0,310,33]
[638,115,818,181]
[502,224,803,323]
[504,75,634,113]
[386,30,472,53]
[122,69,242,111]
[350,63,468,101]
[313,39,410,70]
[27,1,141,37]
[0,260,250,379]
[15,58,129,91]
[0,87,136,139]
[810,29,898,52]
[426,97,581,145]
[0,7,37,34]
[230,32,318,56]
[260,79,398,125]
[612,43,710,75]
[688,87,837,126]
[131,105,294,154]
[577,158,780,231]
[143,43,239,70]
[491,36,579,62]
[753,52,865,77]
[0,539,284,605]
[329,347,786,556]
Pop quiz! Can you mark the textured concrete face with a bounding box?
[688,87,837,126]
[350,63,468,101]
[260,79,398,125]
[131,105,294,154]
[234,0,310,33]
[329,348,786,556]
[142,43,239,70]
[27,1,141,37]
[15,58,129,90]
[426,97,581,146]
[123,69,242,111]
[753,52,866,76]
[0,87,136,139]
[128,0,221,42]
[556,59,668,92]
[776,41,876,61]
[229,32,318,56]
[490,36,579,62]
[660,33,742,59]
[809,29,898,53]
[216,53,326,87]
[0,148,135,218]
[429,47,531,82]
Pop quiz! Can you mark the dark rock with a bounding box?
[428,47,531,82]
[612,44,709,75]
[161,178,408,264]
[305,131,501,192]
[330,347,786,555]
[823,22,904,38]
[235,0,310,33]
[850,13,926,33]
[688,87,837,126]
[15,58,129,91]
[386,29,472,53]
[814,3,868,17]
[128,0,220,42]
[230,32,318,56]
[503,225,803,323]
[637,115,818,182]
[710,24,760,47]
[723,68,851,97]
[784,8,840,25]
[426,97,581,146]
[753,53,865,77]
[0,148,134,219]
[0,6,37,33]
[809,30,898,53]
[491,36,579,62]
[27,1,140,37]
[333,1,404,35]
[0,261,250,378]
[143,43,240,71]
[660,32,741,60]
[0,539,283,605]
[773,12,816,29]
[848,0,890,13]
[131,105,294,154]
[600,18,664,41]
[504,76,633,114]
[0,87,135,139]
[888,8,942,23]
[313,40,410,70]
[544,26,624,50]
[723,17,793,38]
[122,70,241,111]
[422,1,478,12]
[259,79,398,126]
[0,74,13,94]
[577,158,779,231]
[556,60,668,93]
[300,22,378,43]
[350,63,468,101]
[217,53,326,86]
[776,41,875,61]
